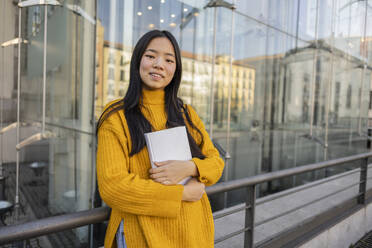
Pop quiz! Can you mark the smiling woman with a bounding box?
[96,30,224,248]
[140,37,177,91]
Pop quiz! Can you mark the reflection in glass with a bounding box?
[1,0,371,246]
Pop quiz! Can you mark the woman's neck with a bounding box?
[141,88,165,105]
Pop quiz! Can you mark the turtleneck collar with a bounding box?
[141,88,165,105]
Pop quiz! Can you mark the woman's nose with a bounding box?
[153,58,164,69]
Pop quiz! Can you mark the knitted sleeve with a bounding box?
[187,105,225,186]
[96,115,184,218]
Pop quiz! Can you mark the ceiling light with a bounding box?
[194,12,199,16]
[149,24,155,28]
[160,19,164,23]
[184,8,188,12]
[171,14,175,18]
[137,12,142,16]
[170,22,176,27]
[161,0,165,3]
[148,6,152,10]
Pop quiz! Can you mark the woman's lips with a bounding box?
[149,73,163,80]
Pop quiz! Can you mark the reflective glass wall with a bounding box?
[95,0,372,203]
[1,0,372,247]
[1,0,96,247]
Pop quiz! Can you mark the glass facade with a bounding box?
[1,0,372,247]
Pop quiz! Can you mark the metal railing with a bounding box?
[0,151,372,247]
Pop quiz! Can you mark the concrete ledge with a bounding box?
[299,202,372,248]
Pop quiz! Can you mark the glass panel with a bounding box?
[227,11,312,200]
[47,128,94,214]
[367,0,372,65]
[235,0,299,38]
[21,2,95,133]
[210,7,232,134]
[178,5,214,123]
[334,0,368,60]
[95,0,215,122]
[0,1,96,246]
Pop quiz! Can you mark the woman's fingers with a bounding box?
[153,177,167,183]
[150,160,192,185]
[150,171,165,179]
[153,177,174,185]
[149,166,165,174]
[154,160,172,167]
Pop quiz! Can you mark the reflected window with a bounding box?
[108,83,115,96]
[119,88,125,96]
[32,7,41,36]
[108,68,115,80]
[346,85,352,109]
[302,74,310,122]
[334,82,341,122]
[108,53,115,64]
[120,70,125,81]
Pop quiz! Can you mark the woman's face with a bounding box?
[139,37,177,91]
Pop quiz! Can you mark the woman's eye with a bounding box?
[166,59,174,63]
[145,55,155,59]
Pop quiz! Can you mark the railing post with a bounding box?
[244,185,256,248]
[358,157,368,204]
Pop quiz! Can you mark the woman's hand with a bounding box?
[149,160,199,185]
[182,178,205,202]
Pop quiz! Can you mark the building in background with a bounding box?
[0,0,371,247]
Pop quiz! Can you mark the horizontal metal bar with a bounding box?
[215,227,250,244]
[1,38,28,47]
[257,169,360,206]
[0,207,110,244]
[206,152,372,196]
[0,122,40,134]
[44,121,94,135]
[0,153,370,244]
[16,131,56,150]
[213,205,250,220]
[0,123,18,134]
[18,0,61,7]
[255,181,361,227]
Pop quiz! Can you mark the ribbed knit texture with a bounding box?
[97,89,225,248]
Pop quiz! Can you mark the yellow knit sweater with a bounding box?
[97,89,224,248]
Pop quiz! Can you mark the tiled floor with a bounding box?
[1,162,83,248]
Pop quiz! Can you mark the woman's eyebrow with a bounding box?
[145,48,175,57]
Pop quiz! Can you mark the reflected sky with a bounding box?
[97,0,371,61]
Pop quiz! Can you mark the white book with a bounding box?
[144,126,192,185]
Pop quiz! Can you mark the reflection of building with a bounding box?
[95,23,256,124]
[213,56,255,129]
[180,52,255,124]
[1,0,372,246]
[95,21,131,118]
[280,40,370,127]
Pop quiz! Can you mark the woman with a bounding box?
[96,30,224,248]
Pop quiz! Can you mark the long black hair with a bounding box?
[96,30,205,159]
